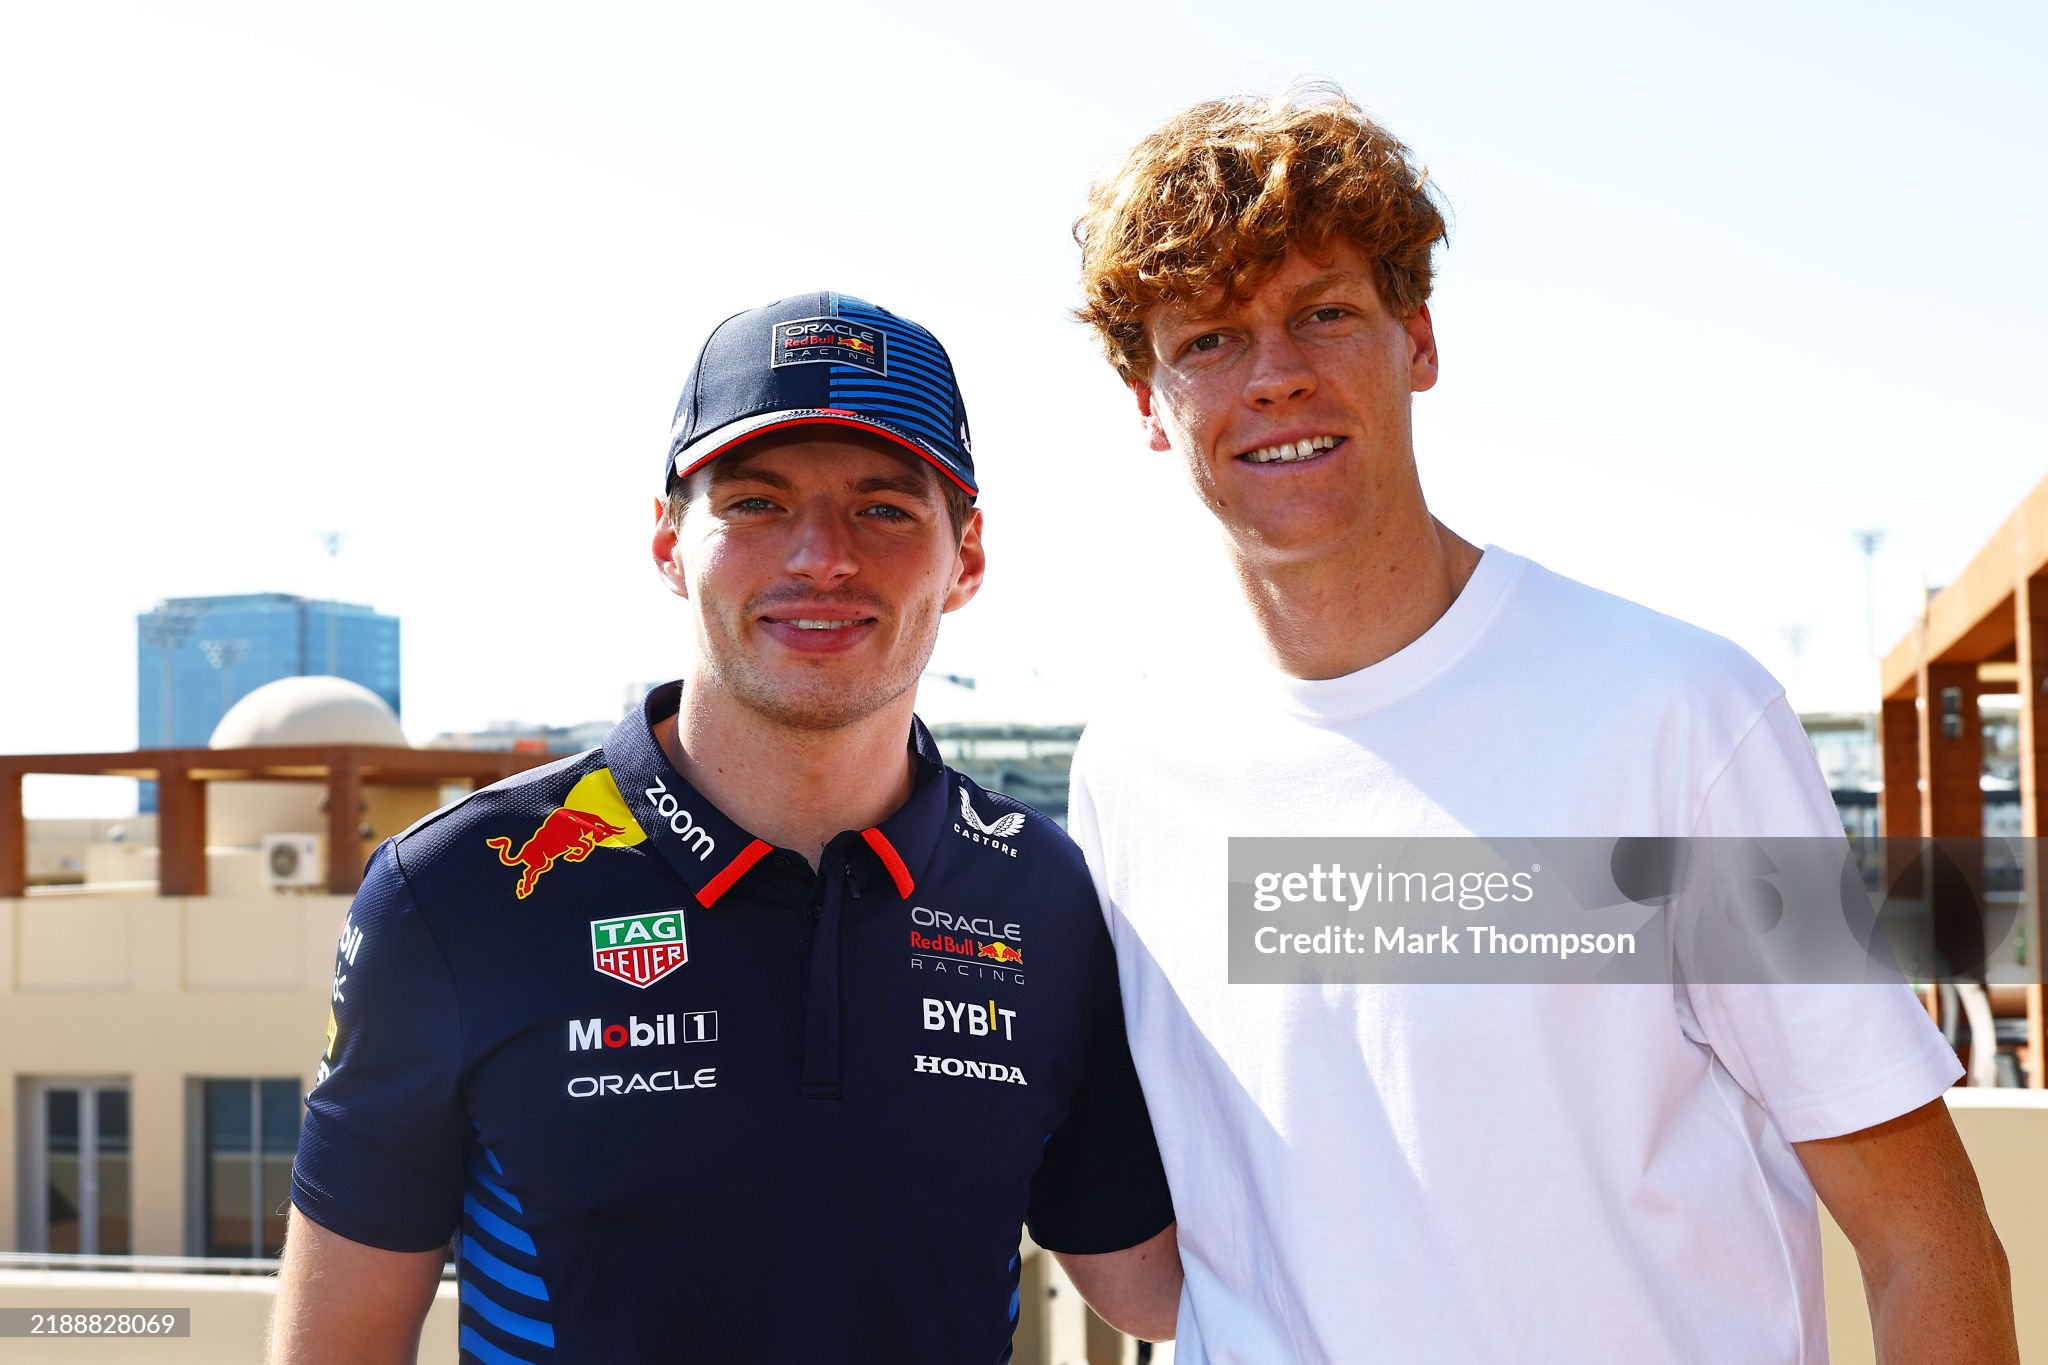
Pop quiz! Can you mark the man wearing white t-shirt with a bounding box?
[1067,86,2016,1362]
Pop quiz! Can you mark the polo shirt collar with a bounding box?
[864,715,948,898]
[602,681,949,907]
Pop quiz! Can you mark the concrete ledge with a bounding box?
[0,1269,457,1363]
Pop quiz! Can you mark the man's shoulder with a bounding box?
[1068,549,1791,793]
[1496,551,1780,703]
[944,768,1087,867]
[386,747,614,876]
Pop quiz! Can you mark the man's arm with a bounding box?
[1794,1098,2016,1364]
[1053,1221,1181,1342]
[269,1208,446,1365]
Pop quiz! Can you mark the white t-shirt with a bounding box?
[1068,548,1959,1364]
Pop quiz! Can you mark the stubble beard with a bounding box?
[697,599,943,734]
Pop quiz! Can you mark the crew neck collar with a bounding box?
[1265,546,1523,720]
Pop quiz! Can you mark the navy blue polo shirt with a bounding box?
[291,682,1172,1364]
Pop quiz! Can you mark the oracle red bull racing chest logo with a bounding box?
[909,905,1025,985]
[485,768,648,899]
[590,909,689,988]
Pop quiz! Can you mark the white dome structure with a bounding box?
[209,676,405,750]
[207,677,412,851]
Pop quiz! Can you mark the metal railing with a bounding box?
[0,1252,455,1279]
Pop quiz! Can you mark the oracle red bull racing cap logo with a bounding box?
[591,908,689,988]
[770,316,889,375]
[485,768,648,899]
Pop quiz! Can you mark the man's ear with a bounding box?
[942,507,986,614]
[651,496,688,599]
[1406,303,1439,394]
[1133,380,1172,453]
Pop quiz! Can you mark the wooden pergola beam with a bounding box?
[0,744,547,784]
[0,744,558,900]
[0,770,22,899]
[1883,474,2048,702]
[1880,474,2048,1089]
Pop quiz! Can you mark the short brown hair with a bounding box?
[1074,82,1449,381]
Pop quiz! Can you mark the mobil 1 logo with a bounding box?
[569,1011,718,1051]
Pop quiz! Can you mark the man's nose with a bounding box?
[1243,332,1316,407]
[783,505,860,584]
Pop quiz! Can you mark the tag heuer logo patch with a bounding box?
[590,909,688,988]
[771,316,888,375]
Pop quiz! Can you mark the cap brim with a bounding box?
[668,410,977,496]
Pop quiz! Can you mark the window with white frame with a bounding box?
[195,1078,301,1258]
[21,1079,131,1256]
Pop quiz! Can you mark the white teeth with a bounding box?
[784,619,858,630]
[1244,435,1338,464]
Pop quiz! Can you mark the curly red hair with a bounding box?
[1075,83,1449,381]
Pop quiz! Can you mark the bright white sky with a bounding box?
[4,0,2043,815]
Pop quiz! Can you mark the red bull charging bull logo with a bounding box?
[485,768,648,900]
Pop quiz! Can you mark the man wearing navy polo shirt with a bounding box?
[271,293,1179,1364]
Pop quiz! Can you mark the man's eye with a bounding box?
[728,497,778,513]
[863,504,914,522]
[1189,333,1223,353]
[1309,307,1347,323]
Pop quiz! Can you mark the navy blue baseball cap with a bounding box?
[665,291,977,497]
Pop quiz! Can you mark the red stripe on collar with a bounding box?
[696,838,772,907]
[861,827,915,899]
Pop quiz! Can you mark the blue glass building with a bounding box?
[136,594,401,810]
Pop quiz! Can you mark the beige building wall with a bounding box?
[1,889,342,1256]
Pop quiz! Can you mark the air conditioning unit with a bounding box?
[262,833,326,890]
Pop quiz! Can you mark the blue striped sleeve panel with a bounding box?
[458,1149,555,1362]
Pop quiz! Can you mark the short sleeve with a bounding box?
[1024,904,1174,1254]
[290,840,470,1251]
[1678,698,1961,1142]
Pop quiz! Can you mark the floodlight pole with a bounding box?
[1779,624,1809,696]
[1852,530,1887,788]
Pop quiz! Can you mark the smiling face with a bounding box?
[653,433,984,733]
[1134,240,1439,567]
